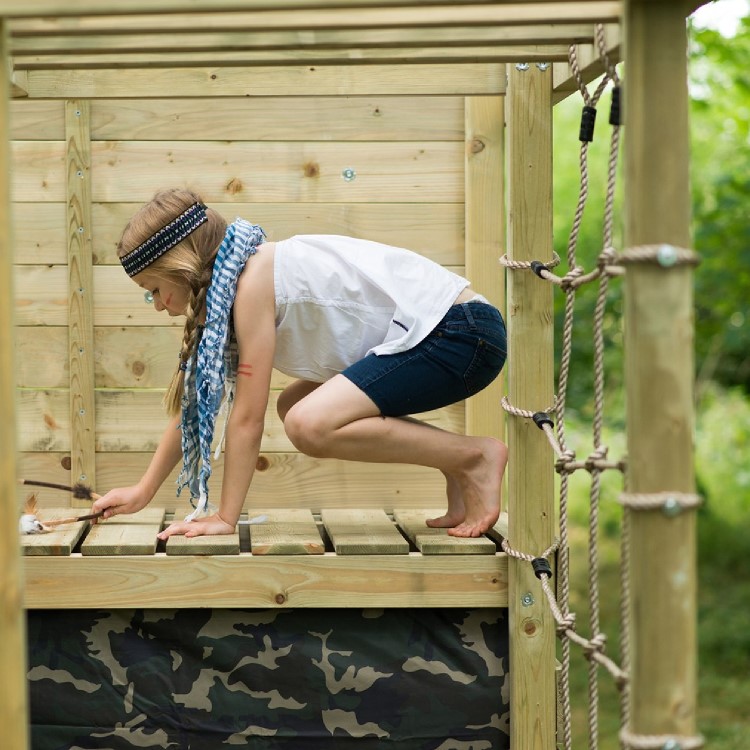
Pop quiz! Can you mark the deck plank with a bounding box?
[250,509,324,555]
[394,509,496,555]
[20,508,88,556]
[80,506,165,556]
[166,532,240,556]
[321,508,409,555]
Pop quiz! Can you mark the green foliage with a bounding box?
[689,15,750,393]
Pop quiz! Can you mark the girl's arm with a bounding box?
[92,413,183,518]
[158,246,277,539]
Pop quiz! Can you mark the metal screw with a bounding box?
[78,226,84,234]
[662,496,682,517]
[515,63,530,72]
[662,741,681,750]
[76,170,84,178]
[341,168,356,182]
[79,409,85,416]
[521,593,534,607]
[536,63,550,71]
[75,110,81,117]
[80,474,87,481]
[657,244,678,267]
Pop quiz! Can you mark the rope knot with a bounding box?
[557,613,576,636]
[555,449,576,473]
[599,245,619,268]
[585,446,609,471]
[584,633,607,659]
[560,266,585,291]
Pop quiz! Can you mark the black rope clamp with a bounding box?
[532,412,554,430]
[530,260,549,278]
[579,105,597,143]
[532,557,553,580]
[609,86,621,127]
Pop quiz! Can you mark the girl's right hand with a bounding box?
[91,484,152,520]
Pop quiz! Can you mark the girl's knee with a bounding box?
[277,380,319,422]
[283,404,331,457]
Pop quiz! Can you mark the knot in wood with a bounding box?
[470,138,486,154]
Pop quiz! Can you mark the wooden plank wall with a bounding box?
[12,94,504,513]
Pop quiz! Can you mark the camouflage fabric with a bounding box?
[27,608,510,749]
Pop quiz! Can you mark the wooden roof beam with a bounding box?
[9,24,596,52]
[552,23,620,103]
[10,5,621,34]
[18,63,509,98]
[13,46,573,71]
[2,0,622,20]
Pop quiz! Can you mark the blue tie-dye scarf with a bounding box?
[176,218,266,520]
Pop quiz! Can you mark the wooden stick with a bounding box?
[43,511,105,527]
[18,478,102,500]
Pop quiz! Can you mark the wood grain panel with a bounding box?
[92,202,464,266]
[14,264,69,325]
[22,64,506,99]
[88,97,464,141]
[12,201,66,264]
[16,388,465,452]
[11,140,65,201]
[18,450,449,511]
[9,100,64,139]
[89,141,463,203]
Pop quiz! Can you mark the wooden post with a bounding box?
[464,95,506,442]
[0,20,30,750]
[505,63,556,750]
[623,0,698,743]
[66,99,96,507]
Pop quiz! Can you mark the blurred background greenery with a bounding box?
[549,2,749,747]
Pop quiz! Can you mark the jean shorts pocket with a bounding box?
[463,338,506,396]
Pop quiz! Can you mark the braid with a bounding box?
[163,244,221,415]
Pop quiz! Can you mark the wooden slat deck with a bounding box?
[22,508,509,609]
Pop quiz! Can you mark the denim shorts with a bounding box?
[341,301,507,417]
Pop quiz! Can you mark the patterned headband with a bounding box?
[120,202,208,277]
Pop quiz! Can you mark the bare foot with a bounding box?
[426,474,465,528]
[447,438,508,538]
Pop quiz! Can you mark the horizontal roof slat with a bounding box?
[2,0,621,21]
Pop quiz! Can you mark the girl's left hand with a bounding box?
[157,513,235,540]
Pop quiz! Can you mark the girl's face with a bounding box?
[136,273,190,317]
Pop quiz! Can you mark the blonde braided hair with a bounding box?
[117,189,228,415]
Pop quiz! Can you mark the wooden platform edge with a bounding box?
[22,553,508,609]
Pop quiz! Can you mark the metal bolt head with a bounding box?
[341,168,356,182]
[515,63,530,72]
[521,593,534,607]
[662,496,682,517]
[662,740,681,750]
[536,63,550,71]
[657,244,678,267]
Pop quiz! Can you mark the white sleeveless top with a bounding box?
[272,235,469,382]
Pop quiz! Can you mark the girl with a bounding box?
[92,188,508,538]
